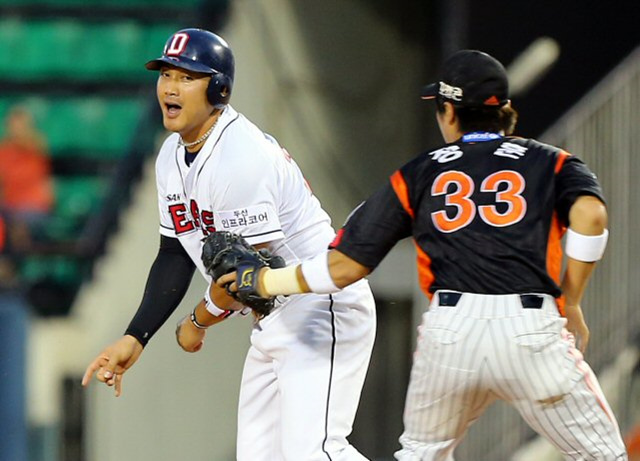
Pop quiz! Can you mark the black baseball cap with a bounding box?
[421,50,509,107]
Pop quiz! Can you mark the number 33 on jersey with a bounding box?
[386,135,603,297]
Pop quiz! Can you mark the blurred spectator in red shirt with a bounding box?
[0,105,53,251]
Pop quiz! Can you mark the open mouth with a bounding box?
[165,102,182,117]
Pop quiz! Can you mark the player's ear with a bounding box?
[442,102,457,127]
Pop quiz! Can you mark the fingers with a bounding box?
[175,318,185,346]
[82,361,100,387]
[182,339,204,353]
[216,272,236,290]
[569,328,589,354]
[114,373,123,397]
[82,355,109,387]
[93,366,123,396]
[579,333,590,353]
[103,355,119,382]
[82,348,131,396]
[224,282,237,297]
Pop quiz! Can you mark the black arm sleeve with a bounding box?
[334,182,413,270]
[124,235,196,346]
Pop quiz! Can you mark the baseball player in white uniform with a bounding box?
[82,28,376,461]
[217,50,628,460]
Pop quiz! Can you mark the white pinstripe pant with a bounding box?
[236,280,376,461]
[395,292,627,461]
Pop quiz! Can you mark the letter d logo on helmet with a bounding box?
[145,28,235,109]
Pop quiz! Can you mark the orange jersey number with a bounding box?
[431,170,526,233]
[431,171,475,233]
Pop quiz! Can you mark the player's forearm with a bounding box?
[261,250,370,296]
[327,250,371,287]
[125,237,196,346]
[560,259,596,307]
[191,299,227,328]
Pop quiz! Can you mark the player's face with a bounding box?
[157,66,215,141]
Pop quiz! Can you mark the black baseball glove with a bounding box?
[201,231,285,318]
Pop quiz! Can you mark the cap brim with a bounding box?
[420,82,438,100]
[145,56,214,74]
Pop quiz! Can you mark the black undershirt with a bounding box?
[125,235,196,346]
[184,146,201,166]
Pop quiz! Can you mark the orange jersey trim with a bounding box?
[414,242,435,300]
[549,151,571,315]
[389,172,434,298]
[390,170,415,219]
[555,150,571,173]
[547,212,566,316]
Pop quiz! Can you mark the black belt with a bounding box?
[438,292,544,309]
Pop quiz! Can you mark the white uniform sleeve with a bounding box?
[211,141,284,246]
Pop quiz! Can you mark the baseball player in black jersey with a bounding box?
[218,50,628,459]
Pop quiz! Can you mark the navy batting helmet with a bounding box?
[146,28,235,109]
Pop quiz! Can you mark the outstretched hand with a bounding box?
[82,335,144,397]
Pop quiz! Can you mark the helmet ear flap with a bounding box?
[207,74,233,109]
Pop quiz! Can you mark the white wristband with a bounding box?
[300,252,340,294]
[262,265,302,296]
[565,228,609,262]
[204,285,233,318]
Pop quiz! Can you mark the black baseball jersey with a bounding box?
[333,134,604,300]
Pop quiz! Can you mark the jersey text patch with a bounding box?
[215,204,271,230]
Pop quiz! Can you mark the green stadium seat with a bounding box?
[0,0,203,6]
[53,176,108,222]
[0,96,145,158]
[0,19,27,73]
[20,256,82,285]
[102,100,145,153]
[29,20,84,78]
[141,24,179,63]
[46,175,109,241]
[0,19,181,80]
[82,22,145,77]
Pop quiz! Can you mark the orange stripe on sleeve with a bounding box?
[550,151,571,313]
[414,243,435,301]
[390,170,415,219]
[391,171,433,299]
[555,150,571,174]
[546,212,567,316]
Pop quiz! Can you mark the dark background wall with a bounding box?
[360,0,640,138]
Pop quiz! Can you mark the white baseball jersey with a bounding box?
[156,105,334,276]
[155,105,376,461]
